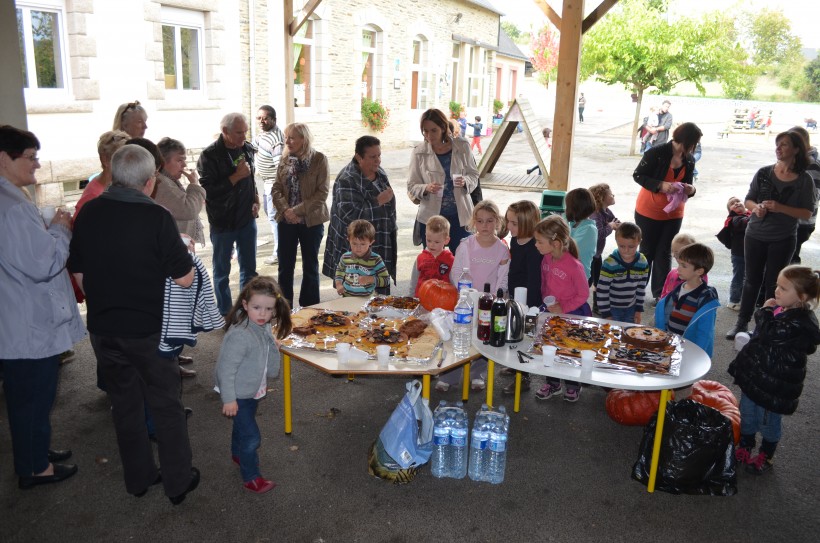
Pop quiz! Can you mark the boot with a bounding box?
[726,319,749,340]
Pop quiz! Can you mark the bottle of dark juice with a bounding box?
[477,283,494,343]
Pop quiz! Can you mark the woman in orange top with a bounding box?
[632,122,703,301]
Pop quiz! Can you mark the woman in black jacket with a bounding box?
[632,122,702,301]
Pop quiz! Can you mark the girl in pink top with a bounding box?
[437,201,510,393]
[450,201,510,294]
[659,232,709,299]
[534,215,591,317]
[534,215,591,403]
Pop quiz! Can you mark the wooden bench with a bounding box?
[479,171,546,192]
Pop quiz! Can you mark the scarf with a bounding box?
[286,154,311,210]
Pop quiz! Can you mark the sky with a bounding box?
[492,0,820,49]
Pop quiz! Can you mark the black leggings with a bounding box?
[634,212,683,299]
[738,235,796,323]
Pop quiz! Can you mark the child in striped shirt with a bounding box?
[334,220,390,297]
[596,222,649,324]
[655,243,720,357]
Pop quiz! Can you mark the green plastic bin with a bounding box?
[539,189,566,218]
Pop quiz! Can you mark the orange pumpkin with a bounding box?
[690,380,741,444]
[605,389,675,426]
[417,279,459,311]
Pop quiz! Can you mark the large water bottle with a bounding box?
[450,410,469,479]
[457,267,473,291]
[431,402,450,478]
[468,405,490,481]
[452,291,473,359]
[487,406,510,484]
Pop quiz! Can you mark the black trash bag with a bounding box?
[632,399,737,496]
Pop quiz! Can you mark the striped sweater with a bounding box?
[662,282,719,337]
[335,250,390,297]
[596,249,649,317]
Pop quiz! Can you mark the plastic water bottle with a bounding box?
[487,406,510,484]
[457,267,473,292]
[468,405,490,481]
[431,402,450,478]
[450,410,469,479]
[452,291,473,359]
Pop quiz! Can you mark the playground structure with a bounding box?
[718,106,773,138]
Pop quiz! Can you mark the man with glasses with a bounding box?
[254,105,284,265]
[197,113,259,316]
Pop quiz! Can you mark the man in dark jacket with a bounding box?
[197,113,260,315]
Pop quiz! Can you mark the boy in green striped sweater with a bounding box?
[335,219,390,297]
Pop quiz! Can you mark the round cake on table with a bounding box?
[622,326,671,350]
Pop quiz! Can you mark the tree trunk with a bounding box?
[629,88,644,156]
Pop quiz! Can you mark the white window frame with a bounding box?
[160,6,205,96]
[409,35,429,110]
[17,1,70,101]
[467,45,486,108]
[360,25,381,102]
[450,42,461,103]
[293,17,315,109]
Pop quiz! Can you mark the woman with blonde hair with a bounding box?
[112,101,149,139]
[73,130,130,218]
[271,123,329,307]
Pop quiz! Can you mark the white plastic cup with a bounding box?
[514,287,528,307]
[336,342,351,366]
[542,345,557,366]
[580,350,595,373]
[544,296,556,310]
[734,332,751,352]
[40,206,57,224]
[376,345,391,368]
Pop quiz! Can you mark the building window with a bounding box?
[410,36,428,110]
[467,46,485,108]
[450,43,460,102]
[161,7,204,91]
[361,26,380,100]
[293,19,314,108]
[16,4,67,91]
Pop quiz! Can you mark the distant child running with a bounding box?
[467,116,484,154]
[335,219,390,297]
[654,243,719,357]
[410,215,454,296]
[437,201,510,392]
[659,233,709,300]
[716,197,751,311]
[728,266,820,474]
[534,215,591,402]
[596,222,649,324]
[215,276,292,494]
[589,183,620,313]
[500,200,544,395]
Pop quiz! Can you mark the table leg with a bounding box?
[283,354,292,435]
[461,362,471,402]
[347,373,355,381]
[514,371,521,413]
[647,389,671,493]
[486,359,495,407]
[421,375,431,400]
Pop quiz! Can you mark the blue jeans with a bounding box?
[418,216,470,255]
[740,392,781,445]
[730,254,745,304]
[232,398,262,482]
[278,222,324,308]
[609,306,637,324]
[211,219,258,315]
[1,356,59,476]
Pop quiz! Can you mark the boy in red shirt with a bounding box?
[410,215,454,296]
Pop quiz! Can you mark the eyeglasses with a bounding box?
[121,100,141,120]
[20,153,40,163]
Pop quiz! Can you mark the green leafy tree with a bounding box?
[798,56,820,102]
[501,21,522,42]
[745,8,803,71]
[580,0,752,154]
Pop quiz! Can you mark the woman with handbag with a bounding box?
[407,109,479,254]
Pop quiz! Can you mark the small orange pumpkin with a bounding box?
[690,380,740,444]
[605,389,675,426]
[417,279,459,311]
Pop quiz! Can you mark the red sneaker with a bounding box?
[232,455,240,466]
[243,476,276,494]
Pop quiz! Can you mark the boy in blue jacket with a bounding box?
[655,243,720,357]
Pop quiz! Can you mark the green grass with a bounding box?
[668,76,800,102]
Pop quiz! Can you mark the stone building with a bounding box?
[7,0,513,205]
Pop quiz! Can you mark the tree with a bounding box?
[745,8,803,72]
[501,21,522,42]
[798,56,820,102]
[580,0,752,154]
[530,25,560,89]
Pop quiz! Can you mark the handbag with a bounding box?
[378,380,433,469]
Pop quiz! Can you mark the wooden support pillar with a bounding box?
[548,0,585,191]
[283,0,295,125]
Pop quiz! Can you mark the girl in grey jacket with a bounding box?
[215,277,292,494]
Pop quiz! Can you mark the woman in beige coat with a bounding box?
[271,123,329,307]
[407,108,479,253]
[155,137,206,249]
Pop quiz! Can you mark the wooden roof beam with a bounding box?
[532,0,562,31]
[582,0,618,34]
[289,0,322,36]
